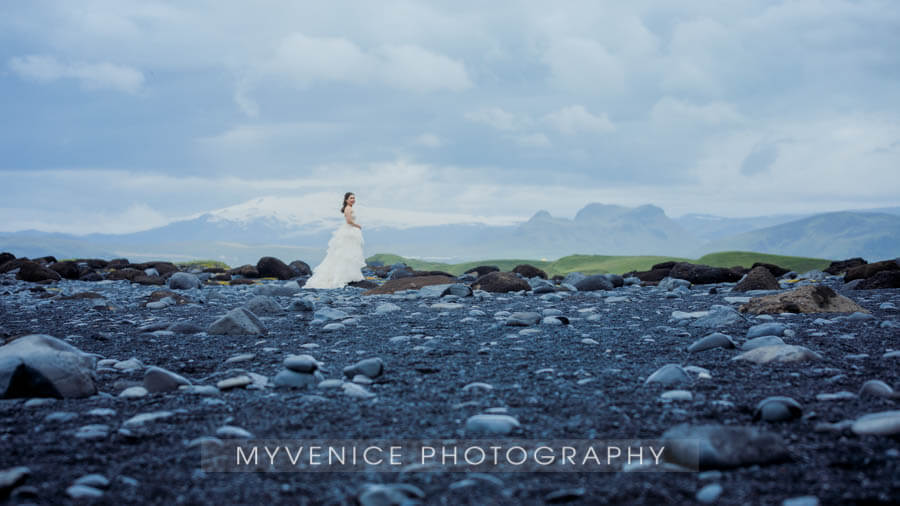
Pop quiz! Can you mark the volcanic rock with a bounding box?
[289,260,312,276]
[208,308,267,336]
[688,333,736,353]
[257,256,294,280]
[167,272,201,290]
[753,396,803,422]
[134,275,165,286]
[669,263,741,285]
[855,270,900,289]
[629,268,673,283]
[0,334,97,398]
[845,259,899,281]
[662,424,791,470]
[230,265,260,278]
[513,264,547,279]
[0,258,32,274]
[739,286,868,314]
[348,280,378,289]
[106,269,142,282]
[143,366,191,393]
[146,291,190,306]
[733,266,780,292]
[750,262,790,278]
[15,262,62,283]
[732,345,822,364]
[49,261,81,280]
[245,295,284,316]
[464,265,500,277]
[363,275,455,295]
[824,257,867,275]
[574,275,614,292]
[472,272,530,293]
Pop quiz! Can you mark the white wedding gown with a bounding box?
[304,209,366,289]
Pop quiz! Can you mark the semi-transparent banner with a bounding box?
[200,439,699,472]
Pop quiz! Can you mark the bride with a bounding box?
[304,192,366,289]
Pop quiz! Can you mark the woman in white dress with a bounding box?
[304,192,366,289]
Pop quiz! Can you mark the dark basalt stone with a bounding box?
[364,275,456,295]
[229,265,260,278]
[257,256,295,280]
[473,272,530,293]
[669,262,741,285]
[15,262,62,283]
[464,265,500,277]
[348,280,378,289]
[733,266,780,292]
[845,259,899,282]
[49,261,81,280]
[106,269,142,282]
[855,270,900,289]
[824,257,866,275]
[751,262,790,278]
[513,264,548,279]
[289,260,312,277]
[0,259,32,274]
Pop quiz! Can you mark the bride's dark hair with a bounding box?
[340,192,354,214]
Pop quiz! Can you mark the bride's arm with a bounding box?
[344,208,361,229]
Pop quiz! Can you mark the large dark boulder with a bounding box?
[628,267,672,283]
[363,275,456,295]
[605,274,625,288]
[77,258,109,269]
[230,265,260,278]
[473,272,530,293]
[108,258,130,269]
[257,256,294,280]
[79,272,103,282]
[845,259,899,282]
[513,264,548,279]
[348,280,378,289]
[34,256,57,265]
[855,270,900,289]
[669,263,741,285]
[106,268,142,281]
[0,334,97,398]
[0,258,32,274]
[465,265,500,278]
[652,261,678,270]
[15,262,62,283]
[49,261,81,280]
[824,257,866,275]
[134,275,166,286]
[290,260,312,277]
[0,252,15,266]
[574,275,614,291]
[133,262,178,276]
[733,266,780,292]
[750,262,790,278]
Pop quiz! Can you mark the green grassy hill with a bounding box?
[367,251,831,277]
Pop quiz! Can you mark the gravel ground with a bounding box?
[1,273,898,505]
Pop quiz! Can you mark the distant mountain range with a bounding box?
[1,198,898,266]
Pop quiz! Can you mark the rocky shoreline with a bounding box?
[1,253,898,505]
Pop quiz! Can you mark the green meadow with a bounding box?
[366,251,832,277]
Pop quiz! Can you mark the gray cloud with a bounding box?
[0,0,898,232]
[740,142,778,176]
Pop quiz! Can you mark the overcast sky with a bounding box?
[2,0,899,234]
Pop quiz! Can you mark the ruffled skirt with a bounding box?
[304,224,365,289]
